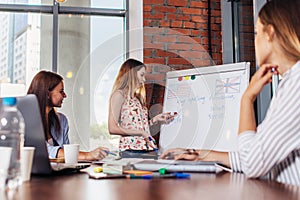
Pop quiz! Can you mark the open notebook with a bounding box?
[16,94,90,175]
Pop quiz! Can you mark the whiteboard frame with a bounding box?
[167,62,249,79]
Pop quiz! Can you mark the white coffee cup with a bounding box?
[0,147,13,190]
[21,147,35,182]
[63,144,80,164]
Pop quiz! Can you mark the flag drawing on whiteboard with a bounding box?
[215,76,241,94]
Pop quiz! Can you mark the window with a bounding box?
[0,0,144,151]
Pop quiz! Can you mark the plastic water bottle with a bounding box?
[0,97,25,189]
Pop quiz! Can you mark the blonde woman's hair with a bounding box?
[111,58,146,106]
[259,0,300,61]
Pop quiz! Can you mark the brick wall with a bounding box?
[237,0,256,72]
[143,0,222,109]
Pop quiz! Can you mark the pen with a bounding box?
[103,150,118,156]
[129,173,190,179]
[148,136,157,145]
[271,67,279,95]
[148,136,158,152]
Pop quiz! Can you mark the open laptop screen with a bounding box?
[17,94,52,174]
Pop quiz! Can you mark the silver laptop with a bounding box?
[16,94,90,175]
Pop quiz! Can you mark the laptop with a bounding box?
[16,94,90,175]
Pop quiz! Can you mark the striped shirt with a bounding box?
[229,60,300,186]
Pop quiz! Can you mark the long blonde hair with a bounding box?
[111,58,146,106]
[259,0,300,61]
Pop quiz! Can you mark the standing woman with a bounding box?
[161,0,300,186]
[28,70,108,161]
[108,59,174,152]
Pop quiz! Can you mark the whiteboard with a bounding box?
[159,62,250,152]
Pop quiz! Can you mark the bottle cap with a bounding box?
[3,97,17,106]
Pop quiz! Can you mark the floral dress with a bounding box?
[119,96,151,151]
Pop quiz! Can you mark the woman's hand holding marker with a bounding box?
[151,111,178,125]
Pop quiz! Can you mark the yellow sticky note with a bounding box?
[93,167,103,173]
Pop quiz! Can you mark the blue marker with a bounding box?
[136,173,190,179]
[148,136,157,145]
[103,150,117,156]
[148,136,158,152]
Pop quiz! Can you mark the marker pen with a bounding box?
[271,67,279,95]
[103,150,118,156]
[129,173,190,179]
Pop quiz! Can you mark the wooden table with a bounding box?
[3,169,300,200]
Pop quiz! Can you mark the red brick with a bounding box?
[180,51,202,59]
[191,29,200,36]
[179,7,202,15]
[160,20,170,27]
[172,28,191,35]
[168,0,188,7]
[192,44,206,52]
[177,35,195,43]
[143,5,152,12]
[211,10,221,16]
[175,14,191,21]
[168,43,191,50]
[168,58,191,65]
[192,16,206,23]
[145,74,166,82]
[144,13,165,19]
[144,58,165,65]
[144,27,165,35]
[153,35,177,43]
[183,21,195,29]
[171,21,182,28]
[143,35,152,43]
[144,43,165,50]
[144,49,152,57]
[192,37,201,43]
[190,1,207,8]
[156,50,177,57]
[144,0,164,5]
[196,23,208,30]
[143,19,151,26]
[154,5,177,13]
[166,13,177,20]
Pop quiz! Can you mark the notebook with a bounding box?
[133,159,229,173]
[16,94,90,175]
